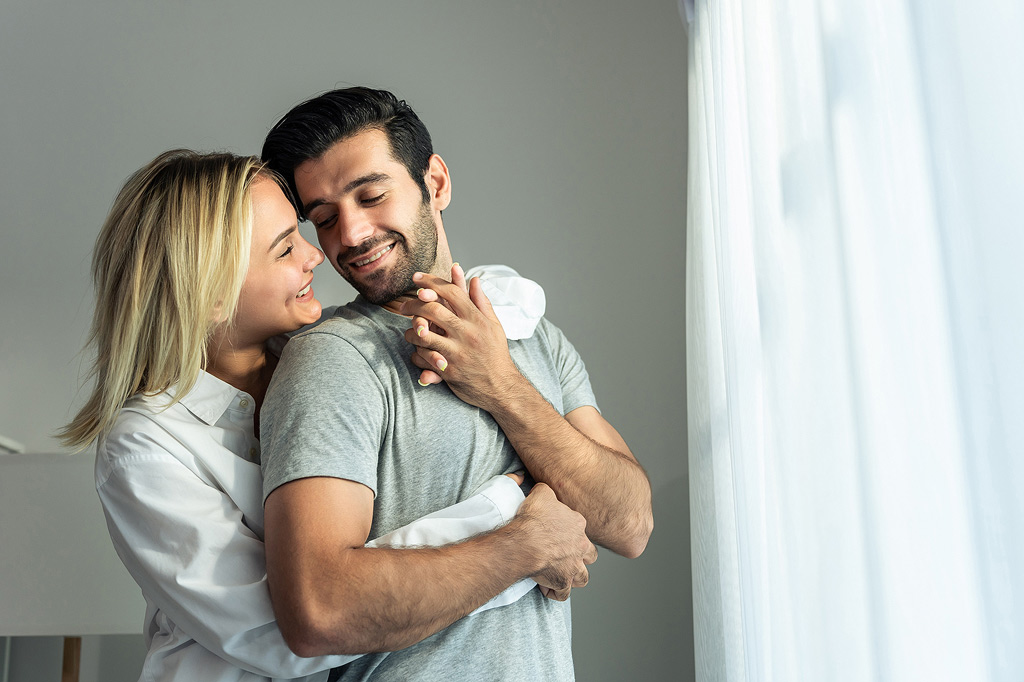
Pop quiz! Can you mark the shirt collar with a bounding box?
[180,371,249,425]
[138,371,246,427]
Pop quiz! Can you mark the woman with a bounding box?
[60,150,536,682]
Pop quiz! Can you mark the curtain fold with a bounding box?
[686,1,1024,680]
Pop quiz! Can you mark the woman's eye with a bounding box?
[279,245,294,258]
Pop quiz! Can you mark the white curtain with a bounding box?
[685,1,1024,680]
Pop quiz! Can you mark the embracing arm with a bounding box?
[264,475,594,657]
[404,273,654,558]
[481,389,652,559]
[97,427,539,676]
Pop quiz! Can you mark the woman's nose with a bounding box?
[305,244,325,270]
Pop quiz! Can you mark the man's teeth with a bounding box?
[296,283,311,298]
[354,244,393,267]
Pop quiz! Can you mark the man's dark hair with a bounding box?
[261,87,433,216]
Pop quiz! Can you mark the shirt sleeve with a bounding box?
[261,330,384,502]
[368,474,537,616]
[465,264,546,340]
[537,317,601,415]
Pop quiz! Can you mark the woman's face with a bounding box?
[234,177,325,344]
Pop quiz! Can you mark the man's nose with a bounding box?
[335,209,374,247]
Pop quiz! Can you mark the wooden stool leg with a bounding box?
[61,637,81,682]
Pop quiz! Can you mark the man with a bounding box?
[259,87,653,680]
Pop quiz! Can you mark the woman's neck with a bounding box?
[206,343,277,415]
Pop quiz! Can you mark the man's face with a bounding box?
[294,128,443,307]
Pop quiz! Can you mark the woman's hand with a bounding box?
[402,272,518,412]
[413,262,466,387]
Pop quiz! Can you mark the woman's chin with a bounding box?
[299,300,324,327]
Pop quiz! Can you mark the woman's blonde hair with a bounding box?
[60,149,275,449]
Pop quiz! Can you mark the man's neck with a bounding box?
[381,293,418,317]
[380,257,454,316]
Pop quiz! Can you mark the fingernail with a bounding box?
[437,358,448,372]
[453,262,461,270]
[416,325,426,337]
[417,379,430,387]
[413,272,424,281]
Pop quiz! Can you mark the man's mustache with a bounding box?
[339,234,403,267]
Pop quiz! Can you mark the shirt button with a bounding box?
[249,447,258,459]
[239,399,250,408]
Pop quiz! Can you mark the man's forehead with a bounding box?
[295,129,404,191]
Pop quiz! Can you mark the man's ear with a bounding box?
[424,154,451,212]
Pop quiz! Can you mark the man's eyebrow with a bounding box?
[268,225,297,252]
[302,172,392,215]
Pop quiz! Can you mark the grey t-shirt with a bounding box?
[261,297,598,681]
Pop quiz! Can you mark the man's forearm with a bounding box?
[267,517,532,656]
[399,273,653,557]
[264,478,595,658]
[484,373,653,558]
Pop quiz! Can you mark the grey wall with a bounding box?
[0,1,690,680]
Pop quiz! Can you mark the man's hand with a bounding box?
[402,271,520,411]
[508,482,598,602]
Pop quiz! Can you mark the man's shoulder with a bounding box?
[275,302,406,384]
[510,316,571,354]
[288,302,385,350]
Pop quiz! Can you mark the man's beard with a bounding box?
[338,203,439,305]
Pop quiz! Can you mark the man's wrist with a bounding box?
[499,511,545,578]
[476,365,533,417]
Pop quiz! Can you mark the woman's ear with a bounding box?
[211,301,228,324]
[424,154,452,212]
